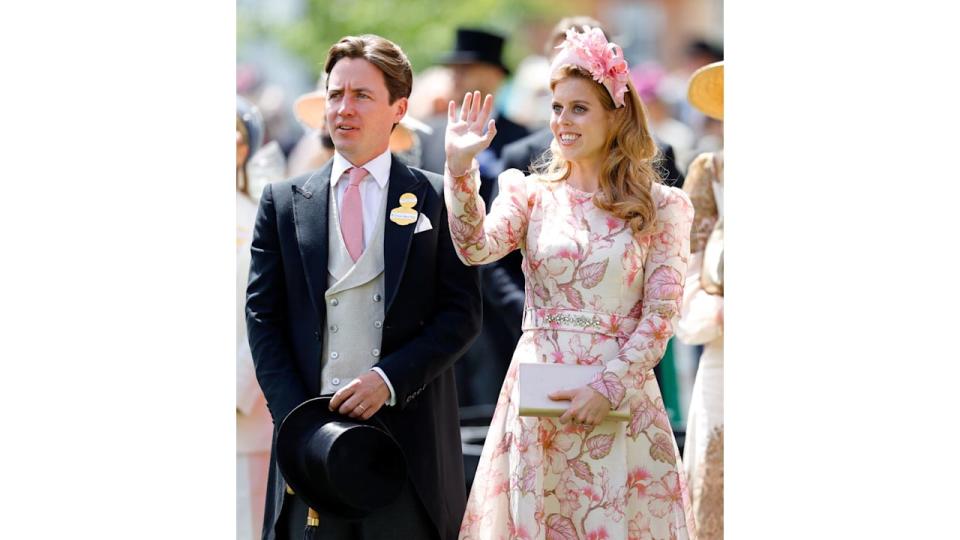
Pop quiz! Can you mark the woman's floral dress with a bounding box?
[445,167,698,540]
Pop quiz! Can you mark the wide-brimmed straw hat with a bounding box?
[293,89,326,131]
[687,61,723,120]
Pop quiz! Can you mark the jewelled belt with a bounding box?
[522,308,639,339]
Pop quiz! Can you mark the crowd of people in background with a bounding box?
[237,22,722,206]
[238,15,723,540]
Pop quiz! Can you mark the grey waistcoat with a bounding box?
[320,181,388,395]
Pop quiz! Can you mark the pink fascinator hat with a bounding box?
[550,26,631,108]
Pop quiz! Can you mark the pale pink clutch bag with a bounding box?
[517,363,630,421]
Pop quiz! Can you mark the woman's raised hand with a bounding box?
[445,90,497,175]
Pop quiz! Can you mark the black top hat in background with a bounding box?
[276,397,407,520]
[439,28,510,75]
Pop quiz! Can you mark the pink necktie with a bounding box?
[341,166,367,262]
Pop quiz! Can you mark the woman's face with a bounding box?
[549,77,611,166]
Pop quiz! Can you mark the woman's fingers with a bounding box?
[447,99,456,122]
[459,92,472,121]
[470,90,481,123]
[454,91,496,132]
[484,119,497,143]
[480,93,494,123]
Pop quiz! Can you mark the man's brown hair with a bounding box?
[324,34,413,104]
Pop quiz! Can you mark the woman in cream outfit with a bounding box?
[677,62,724,540]
[236,97,274,540]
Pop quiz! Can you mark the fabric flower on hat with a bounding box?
[551,25,630,108]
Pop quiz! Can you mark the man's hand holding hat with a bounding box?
[329,371,390,420]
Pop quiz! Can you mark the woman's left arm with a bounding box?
[588,187,694,409]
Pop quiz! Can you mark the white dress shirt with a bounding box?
[330,149,391,252]
[329,148,397,406]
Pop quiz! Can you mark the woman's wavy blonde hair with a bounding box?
[534,65,661,237]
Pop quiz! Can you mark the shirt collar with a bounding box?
[331,148,392,189]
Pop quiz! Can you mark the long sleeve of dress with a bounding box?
[589,187,694,409]
[444,165,530,266]
[677,152,723,345]
[676,252,724,345]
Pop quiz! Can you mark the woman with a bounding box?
[677,61,724,540]
[236,96,274,540]
[444,27,697,540]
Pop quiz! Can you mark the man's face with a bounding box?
[451,63,504,102]
[325,57,407,165]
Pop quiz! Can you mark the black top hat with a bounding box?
[276,397,407,520]
[439,28,510,74]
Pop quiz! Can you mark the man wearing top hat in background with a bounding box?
[419,28,529,179]
[417,28,532,414]
[246,33,481,540]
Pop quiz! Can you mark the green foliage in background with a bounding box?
[239,0,575,80]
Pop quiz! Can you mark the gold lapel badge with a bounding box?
[389,192,419,226]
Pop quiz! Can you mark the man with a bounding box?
[246,34,481,540]
[419,28,529,181]
[414,28,532,414]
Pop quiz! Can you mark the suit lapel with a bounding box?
[383,155,428,315]
[292,162,333,319]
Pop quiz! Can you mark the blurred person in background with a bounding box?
[632,63,696,171]
[237,95,274,540]
[502,55,552,132]
[419,27,529,179]
[677,60,724,540]
[245,34,481,540]
[418,27,532,413]
[445,26,696,539]
[659,38,723,168]
[408,66,454,121]
[287,77,337,178]
[239,67,302,158]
